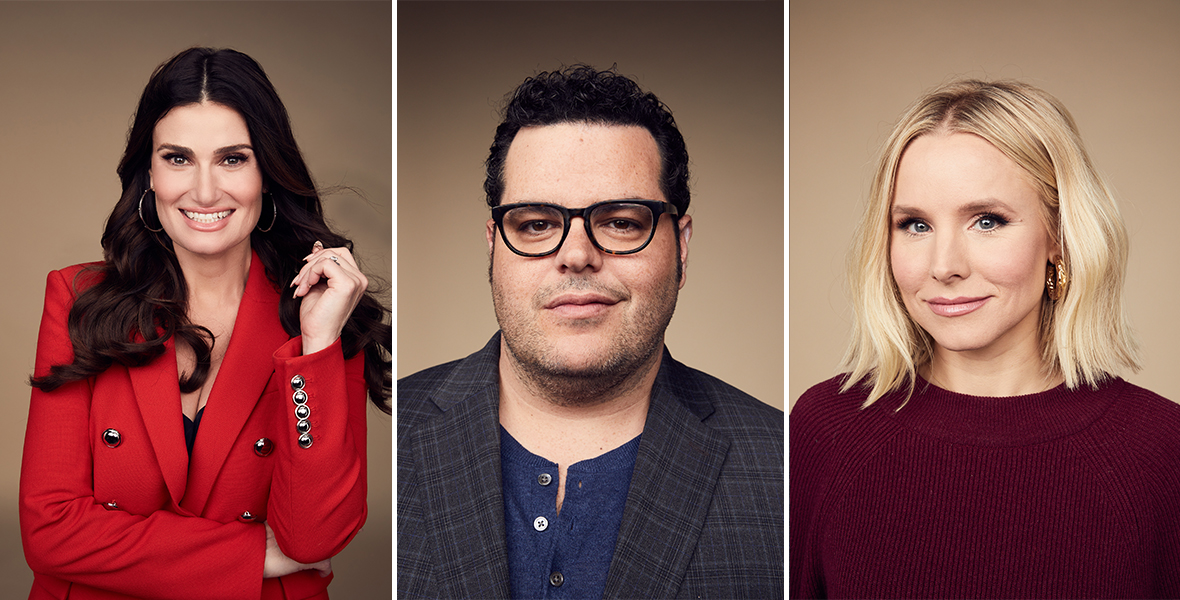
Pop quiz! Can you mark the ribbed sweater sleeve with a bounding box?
[790,375,1180,599]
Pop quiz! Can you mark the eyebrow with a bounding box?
[891,198,1016,217]
[156,143,253,155]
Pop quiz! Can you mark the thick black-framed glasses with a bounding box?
[491,199,679,257]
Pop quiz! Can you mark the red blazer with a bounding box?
[20,253,368,599]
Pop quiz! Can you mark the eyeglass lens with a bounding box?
[502,202,656,255]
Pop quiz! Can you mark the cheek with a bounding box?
[889,241,924,294]
[977,241,1047,291]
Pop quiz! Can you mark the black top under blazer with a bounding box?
[397,332,784,599]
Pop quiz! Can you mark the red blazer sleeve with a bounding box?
[266,335,368,564]
[20,269,266,600]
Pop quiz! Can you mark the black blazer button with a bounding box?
[254,438,274,457]
[102,429,121,448]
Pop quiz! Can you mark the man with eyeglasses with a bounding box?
[397,66,783,599]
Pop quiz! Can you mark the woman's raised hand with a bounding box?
[290,240,368,355]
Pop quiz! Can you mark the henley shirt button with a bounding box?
[549,572,564,587]
[537,473,552,486]
[533,516,548,531]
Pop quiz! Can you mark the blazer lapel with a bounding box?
[602,354,730,599]
[129,340,189,509]
[182,253,289,514]
[410,341,512,599]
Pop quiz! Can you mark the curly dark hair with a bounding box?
[29,47,392,413]
[484,65,691,215]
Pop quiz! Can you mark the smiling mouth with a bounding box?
[182,209,233,223]
[926,297,990,317]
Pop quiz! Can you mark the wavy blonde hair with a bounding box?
[840,79,1140,405]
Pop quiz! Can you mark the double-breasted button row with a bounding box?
[291,374,312,449]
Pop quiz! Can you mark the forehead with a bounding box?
[503,123,663,205]
[893,132,1041,213]
[153,102,251,146]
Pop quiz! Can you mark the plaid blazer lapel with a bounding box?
[408,343,512,599]
[602,351,730,599]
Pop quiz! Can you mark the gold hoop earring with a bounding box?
[138,189,163,233]
[256,193,278,233]
[1046,258,1068,301]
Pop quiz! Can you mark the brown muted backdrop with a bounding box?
[790,0,1180,409]
[397,1,785,409]
[1,2,391,596]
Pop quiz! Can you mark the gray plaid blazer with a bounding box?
[397,333,784,599]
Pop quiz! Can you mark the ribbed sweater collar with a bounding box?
[882,375,1124,447]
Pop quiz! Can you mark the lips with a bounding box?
[543,292,621,319]
[926,296,990,317]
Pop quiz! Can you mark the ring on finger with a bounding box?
[329,255,340,265]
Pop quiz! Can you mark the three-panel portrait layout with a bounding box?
[4,1,1179,598]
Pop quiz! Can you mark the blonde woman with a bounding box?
[790,80,1180,598]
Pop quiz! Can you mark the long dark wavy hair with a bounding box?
[29,47,391,413]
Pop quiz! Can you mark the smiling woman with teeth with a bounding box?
[791,81,1180,599]
[20,47,390,599]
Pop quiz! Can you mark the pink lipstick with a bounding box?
[926,296,990,317]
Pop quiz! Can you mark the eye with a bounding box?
[164,153,188,166]
[604,218,641,232]
[974,214,1008,231]
[898,219,930,234]
[223,154,249,166]
[519,219,560,234]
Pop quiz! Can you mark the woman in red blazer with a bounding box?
[19,47,390,599]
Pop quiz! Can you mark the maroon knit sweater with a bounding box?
[790,374,1180,599]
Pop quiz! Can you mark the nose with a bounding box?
[193,164,219,205]
[930,230,970,282]
[553,216,603,273]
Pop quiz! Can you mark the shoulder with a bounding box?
[1093,378,1180,452]
[42,262,105,300]
[396,335,501,430]
[660,353,783,435]
[790,374,878,434]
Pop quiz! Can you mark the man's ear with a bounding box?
[486,219,497,255]
[677,214,692,289]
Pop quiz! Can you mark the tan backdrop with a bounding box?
[790,0,1180,408]
[0,2,391,595]
[397,1,785,409]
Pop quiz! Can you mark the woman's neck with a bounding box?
[175,243,252,309]
[923,343,1063,397]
